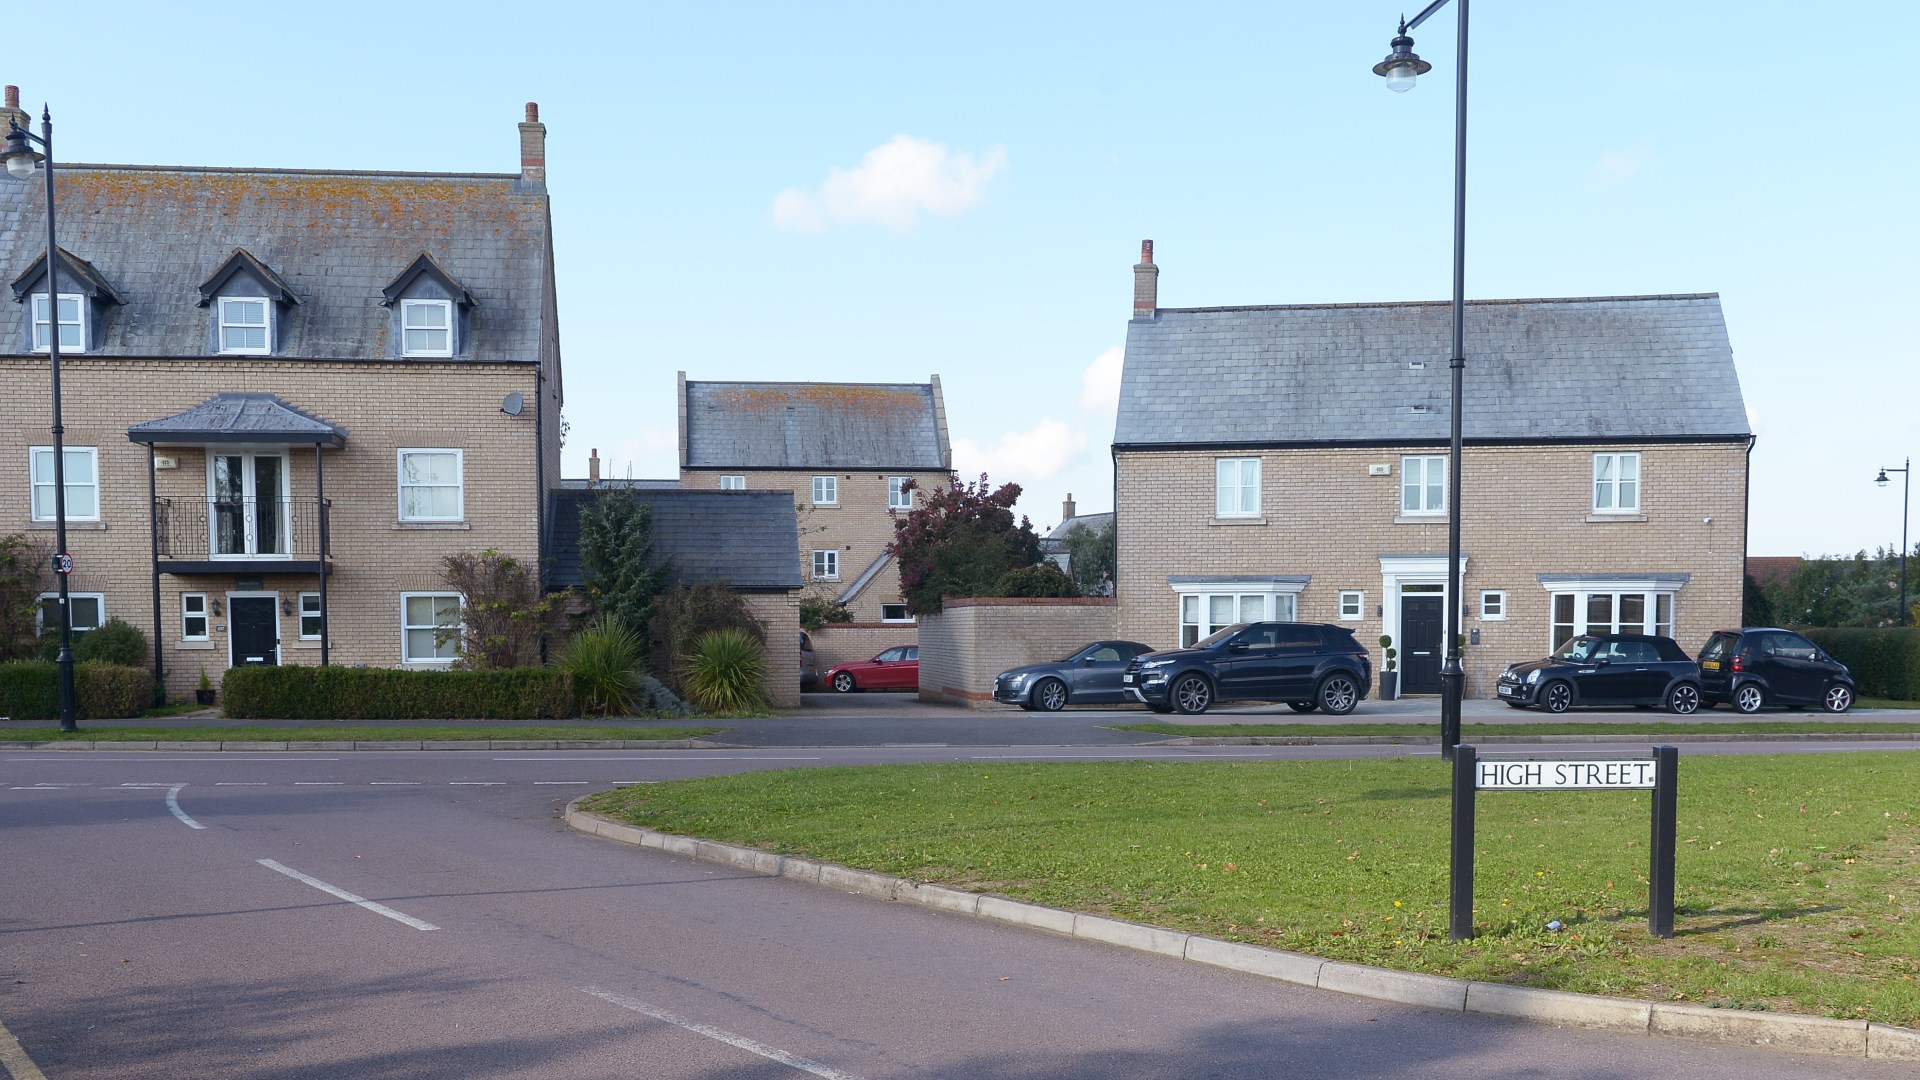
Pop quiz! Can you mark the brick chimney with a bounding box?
[1,86,28,138]
[518,102,547,186]
[587,447,600,486]
[1132,240,1158,319]
[1062,493,1076,521]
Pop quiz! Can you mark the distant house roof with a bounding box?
[1115,295,1750,449]
[547,488,803,593]
[1746,556,1803,586]
[679,373,951,470]
[0,164,552,362]
[127,392,347,447]
[1041,511,1113,553]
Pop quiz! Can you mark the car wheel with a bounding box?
[1823,684,1854,713]
[1732,684,1765,714]
[1667,683,1701,715]
[832,672,858,693]
[1541,680,1573,714]
[1034,678,1069,712]
[1317,674,1359,716]
[1171,674,1213,715]
[1286,701,1318,713]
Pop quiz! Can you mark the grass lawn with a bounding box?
[0,724,721,742]
[582,754,1920,1026]
[1114,719,1920,738]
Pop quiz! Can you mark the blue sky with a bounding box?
[13,2,1913,557]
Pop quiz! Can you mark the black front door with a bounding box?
[230,597,280,667]
[1400,596,1444,694]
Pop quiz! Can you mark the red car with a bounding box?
[825,645,919,692]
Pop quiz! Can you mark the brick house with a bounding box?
[0,90,562,697]
[675,373,952,630]
[1112,242,1752,696]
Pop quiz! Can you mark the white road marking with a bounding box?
[449,782,503,786]
[534,781,591,785]
[256,860,439,931]
[579,987,866,1080]
[294,782,344,786]
[0,1014,50,1080]
[165,784,205,829]
[216,782,268,786]
[493,756,820,761]
[370,781,422,786]
[9,784,85,790]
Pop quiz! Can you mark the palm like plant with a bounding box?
[682,627,768,714]
[558,615,645,716]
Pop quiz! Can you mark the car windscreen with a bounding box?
[1194,624,1248,650]
[1554,636,1600,661]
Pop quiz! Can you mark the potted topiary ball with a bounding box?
[1378,635,1399,700]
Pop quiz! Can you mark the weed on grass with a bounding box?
[582,753,1920,1026]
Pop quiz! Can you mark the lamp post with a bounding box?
[1878,459,1910,626]
[1374,0,1468,758]
[4,102,79,732]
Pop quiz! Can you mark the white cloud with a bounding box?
[771,135,1008,233]
[951,419,1087,487]
[1078,344,1124,414]
[600,428,678,480]
[1587,143,1657,190]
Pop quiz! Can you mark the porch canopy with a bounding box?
[127,392,347,447]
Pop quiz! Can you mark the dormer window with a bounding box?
[31,293,83,351]
[401,299,453,357]
[218,297,272,354]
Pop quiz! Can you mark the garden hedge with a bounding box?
[219,665,578,720]
[1803,626,1920,701]
[0,660,153,721]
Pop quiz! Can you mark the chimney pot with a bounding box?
[3,85,18,109]
[525,102,539,123]
[518,102,548,186]
[1062,493,1076,521]
[588,447,600,485]
[1132,239,1160,319]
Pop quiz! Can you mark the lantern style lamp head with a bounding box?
[1373,20,1432,92]
[3,122,42,179]
[1879,469,1892,487]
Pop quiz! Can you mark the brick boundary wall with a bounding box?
[807,623,920,673]
[916,598,1117,708]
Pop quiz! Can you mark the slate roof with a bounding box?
[681,377,950,470]
[0,164,551,362]
[1114,295,1749,448]
[1041,512,1113,554]
[127,392,347,447]
[547,488,803,592]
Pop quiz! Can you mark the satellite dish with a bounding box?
[501,392,524,416]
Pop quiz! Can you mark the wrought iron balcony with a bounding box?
[152,497,332,574]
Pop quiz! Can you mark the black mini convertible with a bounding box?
[1496,633,1703,714]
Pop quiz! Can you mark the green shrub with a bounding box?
[799,593,853,632]
[221,665,577,720]
[682,628,768,714]
[1804,627,1920,701]
[558,615,646,716]
[992,562,1082,598]
[651,583,766,694]
[0,659,150,721]
[72,618,149,666]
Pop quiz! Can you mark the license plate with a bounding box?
[1122,674,1135,684]
[1498,685,1514,696]
[1702,660,1720,670]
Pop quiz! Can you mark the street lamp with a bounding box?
[1877,459,1910,626]
[1375,0,1469,761]
[4,101,79,732]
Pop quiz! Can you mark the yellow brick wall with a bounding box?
[3,357,549,698]
[1114,444,1748,697]
[916,598,1118,707]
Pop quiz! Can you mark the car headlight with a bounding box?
[1136,658,1176,669]
[1526,669,1543,685]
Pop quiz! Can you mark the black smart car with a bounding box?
[1496,633,1702,714]
[993,640,1156,711]
[1696,627,1855,713]
[1121,622,1372,716]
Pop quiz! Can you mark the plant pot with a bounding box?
[1378,671,1398,701]
[195,688,216,707]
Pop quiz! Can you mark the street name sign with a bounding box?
[1477,759,1657,790]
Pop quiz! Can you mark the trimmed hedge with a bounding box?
[1803,627,1920,702]
[220,665,578,720]
[0,660,152,721]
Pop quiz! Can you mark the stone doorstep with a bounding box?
[562,803,1920,1062]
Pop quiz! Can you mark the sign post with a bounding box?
[1449,745,1679,941]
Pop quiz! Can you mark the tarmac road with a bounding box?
[2,740,1914,1078]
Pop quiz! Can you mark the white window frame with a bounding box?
[1401,455,1447,514]
[719,475,746,491]
[181,593,210,641]
[37,592,105,635]
[31,293,85,352]
[1592,452,1641,513]
[880,603,914,623]
[812,549,839,580]
[1169,578,1308,648]
[217,296,272,354]
[1338,590,1364,621]
[887,476,913,510]
[298,592,323,640]
[1479,590,1507,621]
[1214,458,1260,518]
[400,298,454,357]
[1545,582,1677,650]
[397,449,465,522]
[812,475,838,506]
[401,591,463,664]
[30,446,100,522]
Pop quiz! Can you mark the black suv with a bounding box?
[1497,633,1702,713]
[1697,628,1856,713]
[1121,622,1372,715]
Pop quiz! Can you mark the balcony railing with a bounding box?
[153,497,331,564]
